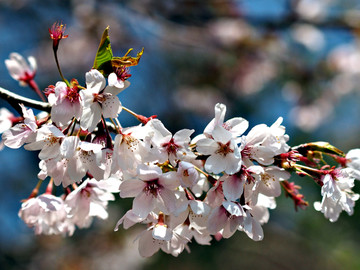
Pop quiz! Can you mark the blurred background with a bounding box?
[1,0,360,269]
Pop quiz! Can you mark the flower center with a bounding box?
[144,179,161,197]
[216,141,233,156]
[66,87,80,103]
[162,138,180,154]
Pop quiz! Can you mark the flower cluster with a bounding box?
[1,23,360,257]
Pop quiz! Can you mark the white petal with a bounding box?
[222,174,244,201]
[138,230,162,257]
[133,192,155,218]
[102,95,122,118]
[86,69,106,92]
[119,179,145,198]
[207,207,228,234]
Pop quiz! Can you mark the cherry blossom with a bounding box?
[119,165,180,218]
[2,104,37,148]
[65,178,119,228]
[0,108,14,134]
[18,194,74,236]
[207,200,246,238]
[47,81,82,126]
[5,53,37,86]
[197,125,242,174]
[241,117,290,166]
[24,124,65,160]
[145,119,195,165]
[80,69,122,132]
[204,103,249,138]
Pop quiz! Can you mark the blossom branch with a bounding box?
[0,86,51,113]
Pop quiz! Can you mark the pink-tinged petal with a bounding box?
[173,129,194,144]
[243,212,263,241]
[193,232,212,245]
[250,205,270,225]
[39,143,60,160]
[205,183,224,208]
[119,179,146,198]
[159,171,180,190]
[228,216,243,235]
[189,200,211,216]
[207,206,228,234]
[205,154,227,174]
[196,138,218,155]
[51,100,79,126]
[212,125,232,144]
[114,210,143,231]
[133,192,155,218]
[138,229,162,257]
[157,188,177,214]
[147,119,172,138]
[224,154,242,175]
[24,140,43,151]
[102,95,122,118]
[2,125,34,149]
[60,136,79,159]
[222,201,245,217]
[67,156,86,183]
[226,117,249,136]
[258,179,281,198]
[79,141,103,153]
[267,167,291,181]
[222,175,244,201]
[248,165,264,175]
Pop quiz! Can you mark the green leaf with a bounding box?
[93,26,113,72]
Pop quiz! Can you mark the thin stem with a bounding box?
[69,118,78,136]
[54,49,70,87]
[110,118,121,134]
[45,178,54,195]
[102,115,113,148]
[122,105,138,118]
[194,165,209,178]
[27,79,46,102]
[28,179,43,199]
[294,164,322,173]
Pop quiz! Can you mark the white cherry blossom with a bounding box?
[204,103,249,139]
[197,125,242,174]
[207,200,246,238]
[24,124,65,160]
[47,81,82,127]
[345,149,360,179]
[80,69,122,132]
[145,119,195,165]
[242,117,289,166]
[2,104,37,148]
[5,52,37,86]
[65,178,119,228]
[18,194,74,236]
[0,108,14,134]
[120,165,180,218]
